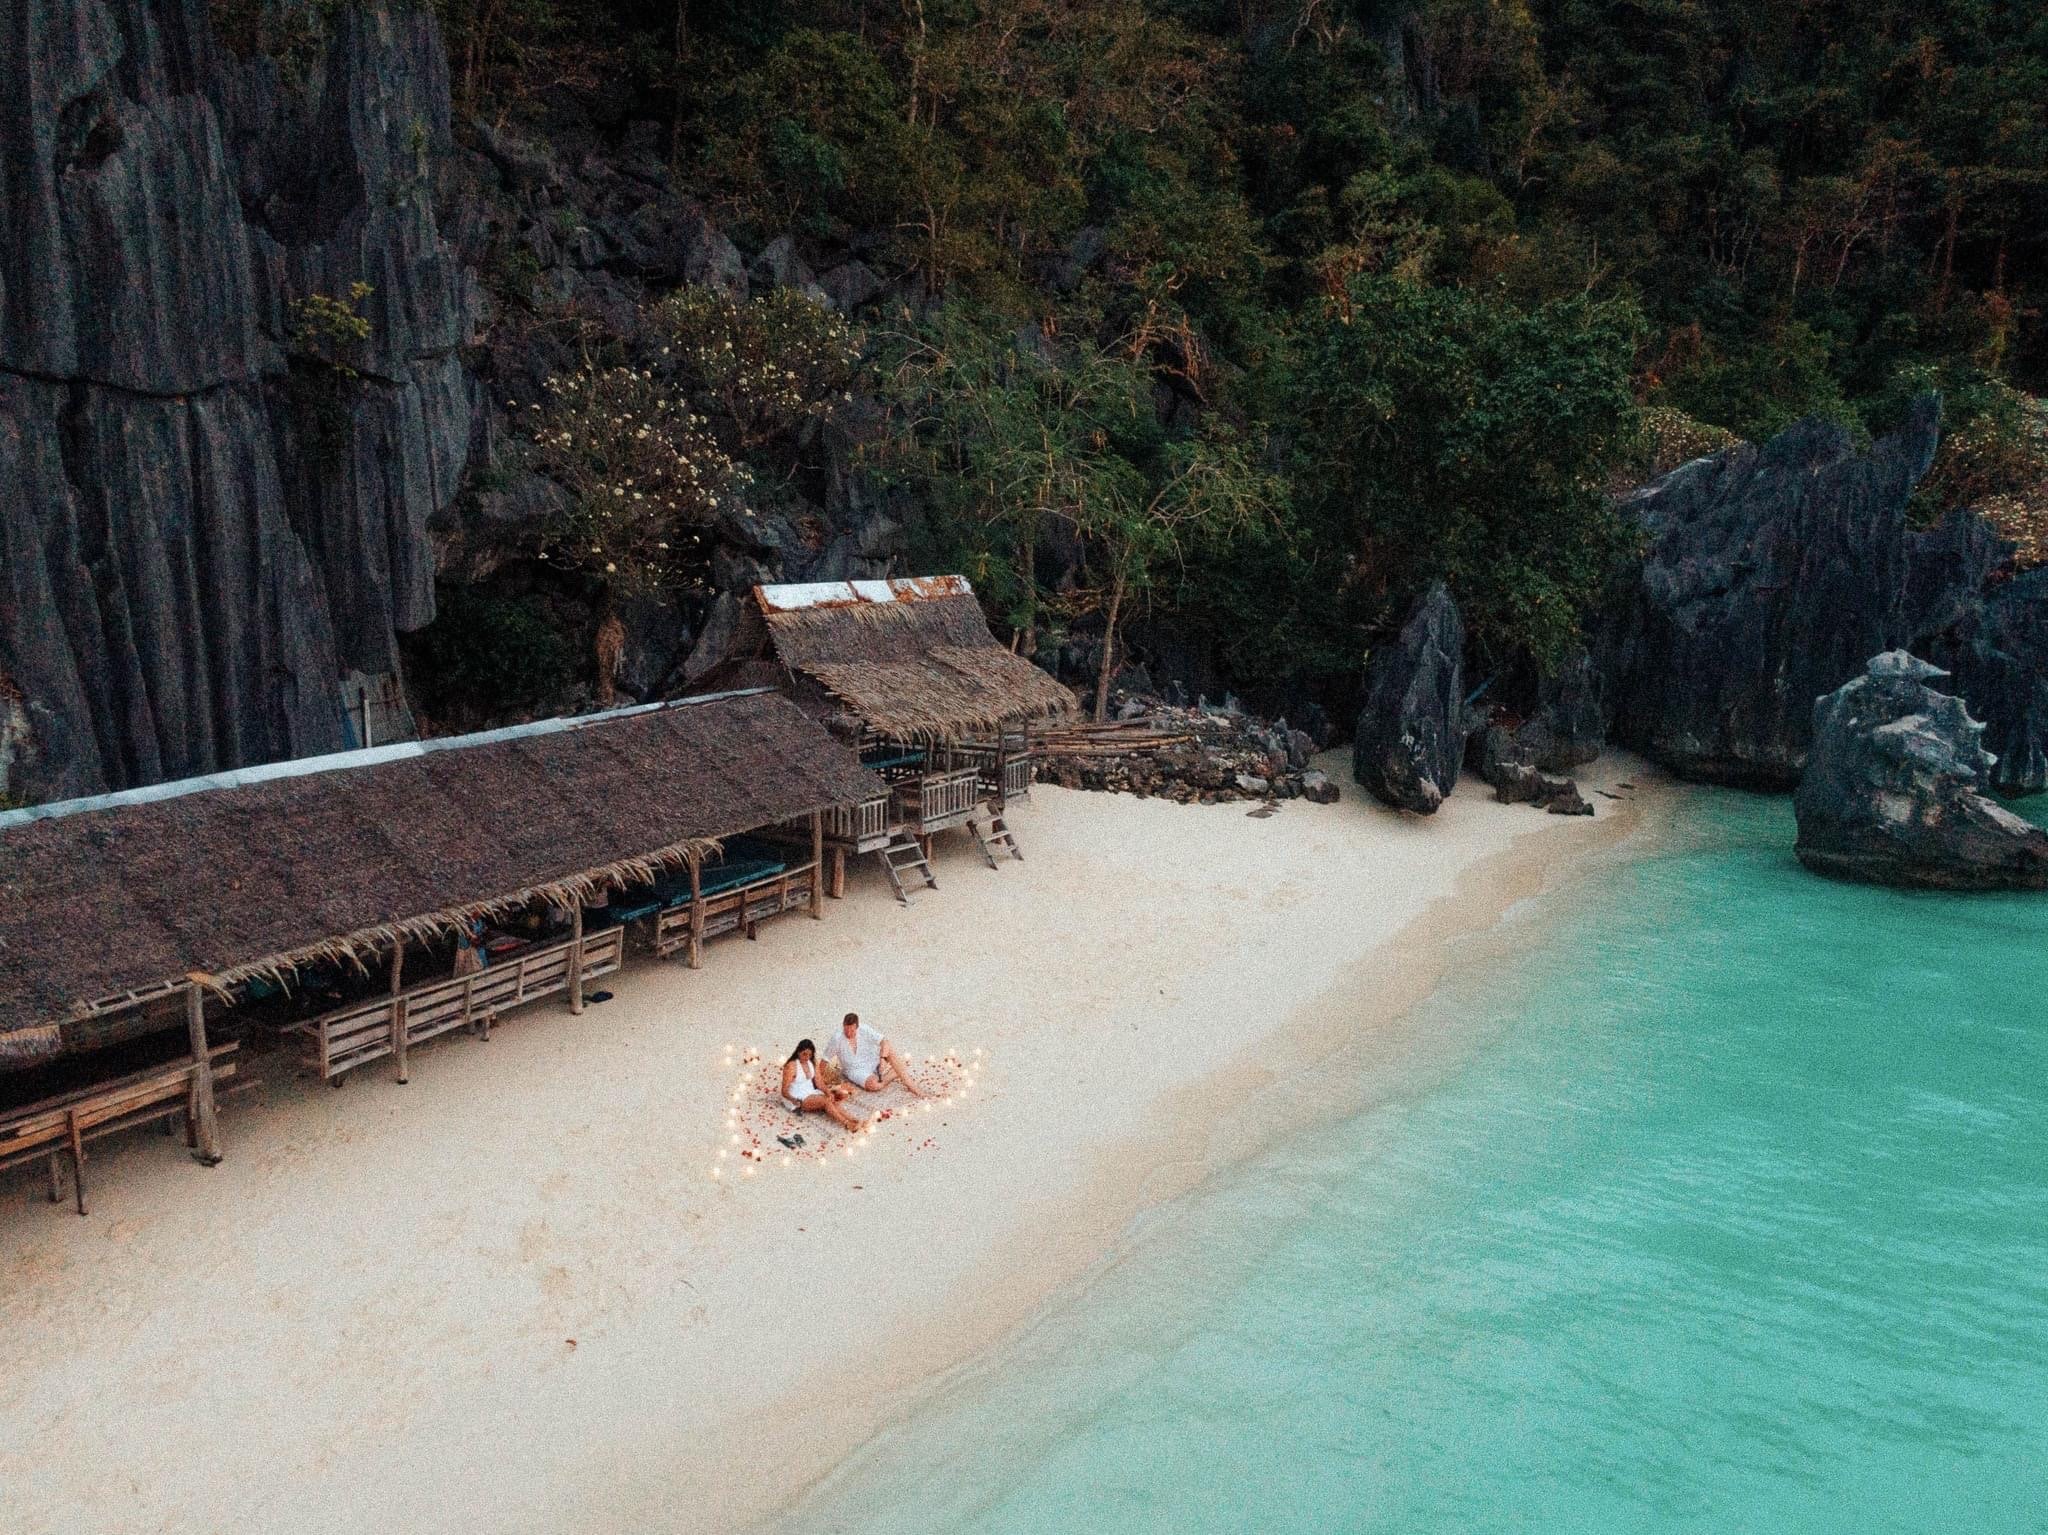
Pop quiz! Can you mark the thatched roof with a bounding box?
[0,691,882,1055]
[708,577,1076,740]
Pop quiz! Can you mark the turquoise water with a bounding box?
[806,792,2048,1533]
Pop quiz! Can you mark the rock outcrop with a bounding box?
[1466,722,1594,816]
[1793,651,2048,889]
[1490,761,1593,816]
[1036,699,1337,805]
[1599,399,1958,788]
[1919,565,2048,799]
[1522,646,1606,772]
[0,0,476,800]
[0,3,913,803]
[1353,583,1467,813]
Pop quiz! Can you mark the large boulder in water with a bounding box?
[1599,398,1955,787]
[1793,651,2048,889]
[1353,583,1467,814]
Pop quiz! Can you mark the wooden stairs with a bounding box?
[971,815,1022,869]
[879,836,938,905]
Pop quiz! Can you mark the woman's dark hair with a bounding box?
[787,1039,815,1065]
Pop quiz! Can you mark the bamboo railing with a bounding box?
[292,926,625,1083]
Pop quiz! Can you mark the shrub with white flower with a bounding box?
[653,286,863,453]
[526,365,752,598]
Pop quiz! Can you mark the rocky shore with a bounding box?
[1037,701,1340,806]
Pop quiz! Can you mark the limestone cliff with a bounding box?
[0,0,477,800]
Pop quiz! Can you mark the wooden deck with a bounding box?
[653,862,818,966]
[825,792,895,854]
[291,926,625,1084]
[0,1043,240,1215]
[950,743,1035,802]
[892,766,984,834]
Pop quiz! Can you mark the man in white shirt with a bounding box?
[822,1012,927,1098]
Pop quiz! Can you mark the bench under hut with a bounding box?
[0,689,882,1213]
[689,578,1076,902]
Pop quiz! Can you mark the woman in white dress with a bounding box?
[779,1039,865,1132]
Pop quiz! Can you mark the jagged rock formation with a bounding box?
[1465,688,1596,816]
[1794,651,2048,889]
[1,0,475,800]
[1489,761,1593,816]
[1599,405,2048,798]
[1900,523,2048,798]
[1919,563,2048,799]
[0,2,912,803]
[1353,583,1466,814]
[1475,646,1605,779]
[1901,508,2010,645]
[1526,647,1605,771]
[1599,398,1957,788]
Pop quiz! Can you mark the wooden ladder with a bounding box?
[879,837,938,905]
[971,815,1023,869]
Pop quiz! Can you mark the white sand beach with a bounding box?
[0,757,1656,1535]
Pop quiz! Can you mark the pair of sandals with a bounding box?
[775,1132,807,1150]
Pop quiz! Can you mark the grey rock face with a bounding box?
[0,375,348,798]
[1599,398,1949,787]
[0,0,477,800]
[818,260,883,312]
[682,591,743,684]
[1920,565,2048,799]
[682,221,747,297]
[1903,510,2010,644]
[1353,583,1467,813]
[749,235,827,305]
[614,595,690,700]
[1490,762,1593,816]
[1524,647,1605,771]
[1472,647,1605,781]
[1794,651,2048,889]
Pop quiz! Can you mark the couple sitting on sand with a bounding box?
[779,1013,926,1133]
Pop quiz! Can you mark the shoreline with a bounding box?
[0,755,1669,1535]
[744,757,1668,1531]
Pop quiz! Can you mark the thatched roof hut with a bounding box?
[0,690,882,1067]
[694,577,1076,741]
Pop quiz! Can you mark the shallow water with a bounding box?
[804,791,2048,1533]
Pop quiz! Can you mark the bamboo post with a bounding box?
[390,943,409,1083]
[185,982,220,1166]
[66,1108,87,1215]
[809,810,824,918]
[829,846,846,899]
[569,902,586,1015]
[687,856,704,969]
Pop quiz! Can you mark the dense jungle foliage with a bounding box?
[434,0,2048,711]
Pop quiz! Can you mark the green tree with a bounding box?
[1287,276,1644,668]
[883,304,1282,715]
